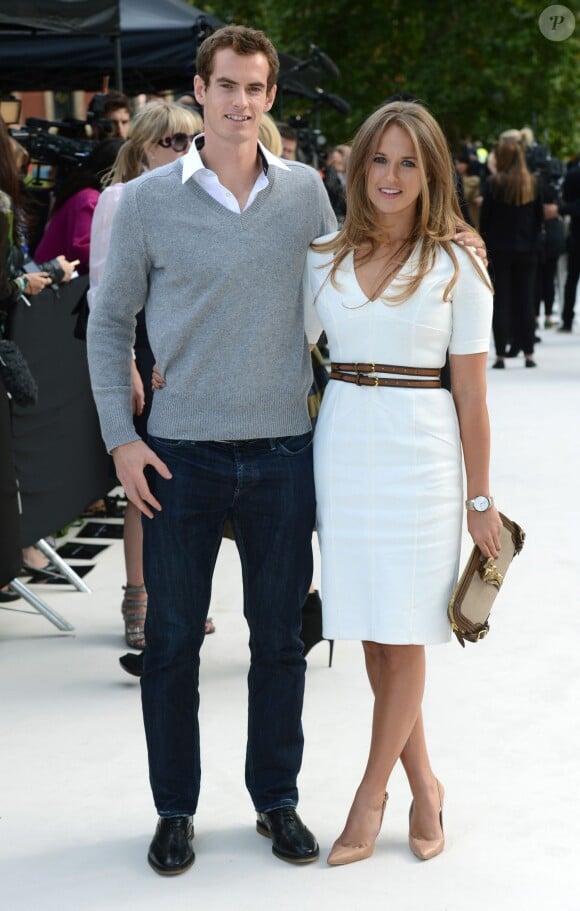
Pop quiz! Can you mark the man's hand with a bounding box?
[454,224,488,266]
[112,440,172,518]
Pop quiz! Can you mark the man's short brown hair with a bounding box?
[196,26,279,91]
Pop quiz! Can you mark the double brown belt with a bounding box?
[329,362,441,389]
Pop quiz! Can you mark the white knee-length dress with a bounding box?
[303,239,493,644]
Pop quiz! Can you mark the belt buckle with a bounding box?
[368,363,378,387]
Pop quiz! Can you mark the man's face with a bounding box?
[107,107,131,139]
[281,138,297,161]
[194,48,276,147]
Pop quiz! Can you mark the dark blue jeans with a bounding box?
[141,432,315,817]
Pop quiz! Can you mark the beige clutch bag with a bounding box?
[448,512,525,647]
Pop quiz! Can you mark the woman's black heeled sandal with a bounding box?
[300,590,334,667]
[121,584,147,650]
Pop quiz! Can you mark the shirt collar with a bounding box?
[181,133,290,184]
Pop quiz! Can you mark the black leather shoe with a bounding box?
[256,807,319,864]
[147,816,195,875]
[0,588,20,602]
[119,652,143,677]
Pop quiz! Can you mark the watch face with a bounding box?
[473,496,489,512]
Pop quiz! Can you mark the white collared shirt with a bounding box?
[181,134,290,213]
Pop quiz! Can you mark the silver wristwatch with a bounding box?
[465,495,494,512]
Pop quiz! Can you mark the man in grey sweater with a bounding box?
[87,26,336,875]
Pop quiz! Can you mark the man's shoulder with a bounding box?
[277,160,324,186]
[125,160,184,197]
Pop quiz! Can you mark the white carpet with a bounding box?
[1,326,578,911]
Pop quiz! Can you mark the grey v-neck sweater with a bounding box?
[87,158,336,451]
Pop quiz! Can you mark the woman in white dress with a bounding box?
[303,102,503,865]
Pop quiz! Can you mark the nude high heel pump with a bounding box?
[327,793,388,866]
[409,780,445,861]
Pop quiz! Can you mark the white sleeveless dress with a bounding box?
[303,239,492,644]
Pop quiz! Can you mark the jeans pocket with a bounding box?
[274,430,313,457]
[148,434,189,450]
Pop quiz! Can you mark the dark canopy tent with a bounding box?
[0,0,222,94]
[0,0,338,101]
[0,0,119,34]
[0,0,343,110]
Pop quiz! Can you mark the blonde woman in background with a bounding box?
[88,101,204,659]
[480,137,543,368]
[258,112,283,157]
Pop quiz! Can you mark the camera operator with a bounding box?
[278,123,299,161]
[89,91,132,141]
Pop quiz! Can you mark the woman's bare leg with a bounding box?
[123,501,145,589]
[362,643,443,841]
[334,643,425,847]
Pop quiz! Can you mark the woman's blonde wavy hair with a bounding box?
[258,113,282,157]
[314,101,490,303]
[492,138,536,206]
[103,100,203,185]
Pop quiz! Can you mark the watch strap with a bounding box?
[465,495,494,511]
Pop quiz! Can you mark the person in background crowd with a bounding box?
[176,93,200,111]
[258,112,283,156]
[558,154,580,332]
[0,117,75,303]
[0,116,76,577]
[328,144,350,189]
[453,152,482,229]
[34,139,124,272]
[278,123,298,161]
[302,99,499,868]
[90,90,132,141]
[321,146,349,225]
[480,138,543,368]
[88,102,204,657]
[535,186,566,329]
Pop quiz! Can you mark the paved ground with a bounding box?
[1,321,578,911]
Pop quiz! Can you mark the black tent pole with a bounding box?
[112,34,123,91]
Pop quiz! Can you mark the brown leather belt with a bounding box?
[329,362,441,389]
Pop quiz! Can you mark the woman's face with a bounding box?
[366,124,422,227]
[143,132,193,170]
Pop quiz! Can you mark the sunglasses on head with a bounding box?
[157,133,194,152]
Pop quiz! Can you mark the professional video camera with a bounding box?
[10,118,96,170]
[10,91,120,179]
[287,114,329,167]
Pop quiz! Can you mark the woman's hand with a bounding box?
[151,364,165,391]
[467,507,503,559]
[23,271,52,295]
[130,360,145,416]
[55,255,79,282]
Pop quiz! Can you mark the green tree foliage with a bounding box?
[198,0,580,157]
